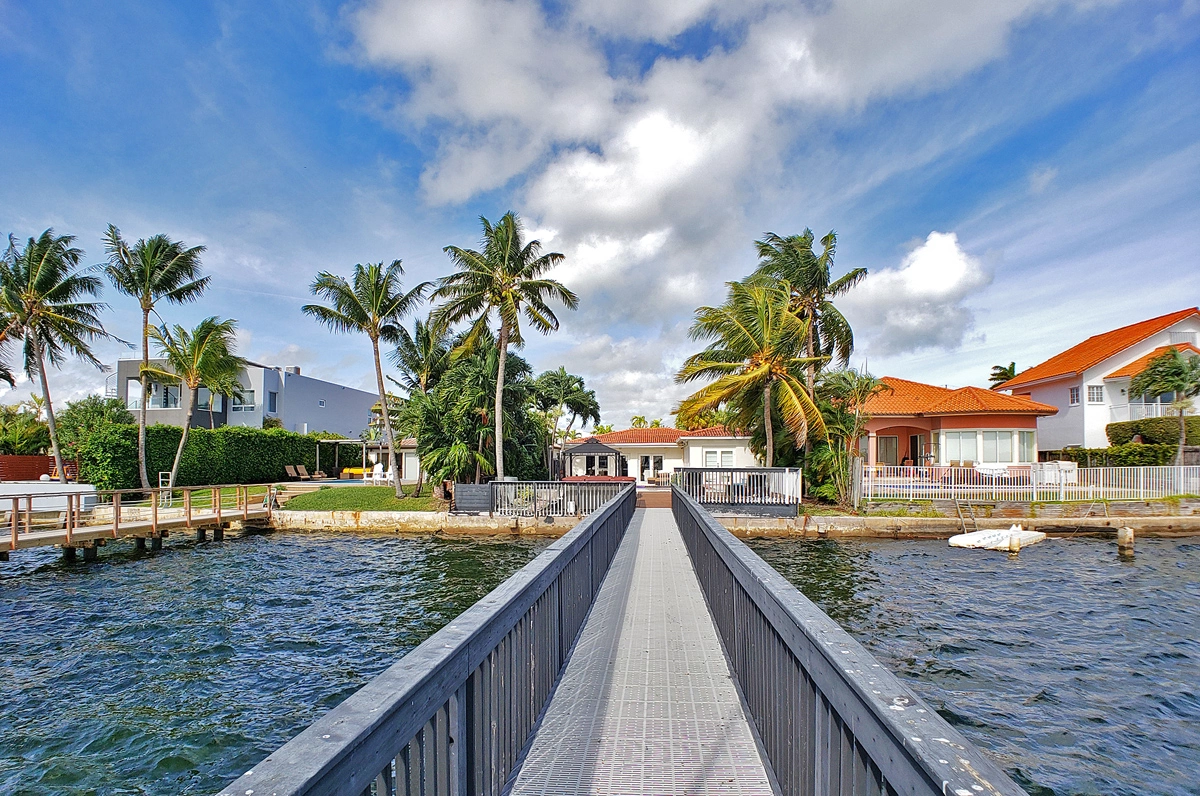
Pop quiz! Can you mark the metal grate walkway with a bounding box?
[510,508,775,795]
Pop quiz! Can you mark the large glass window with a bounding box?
[877,436,899,466]
[231,390,256,411]
[704,449,735,467]
[653,455,663,473]
[1087,385,1104,403]
[944,431,978,464]
[125,378,142,410]
[1019,431,1036,463]
[268,391,278,413]
[982,431,1013,463]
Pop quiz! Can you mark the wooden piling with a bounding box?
[135,537,146,551]
[150,536,163,551]
[63,545,77,562]
[1117,526,1135,555]
[197,527,207,543]
[83,545,98,563]
[213,525,225,542]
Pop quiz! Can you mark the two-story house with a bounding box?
[997,308,1200,449]
[113,359,378,439]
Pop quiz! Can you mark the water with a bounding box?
[747,536,1200,796]
[0,531,549,795]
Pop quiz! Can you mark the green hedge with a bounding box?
[1107,417,1200,446]
[1042,443,1178,467]
[78,424,342,489]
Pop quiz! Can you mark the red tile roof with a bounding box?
[864,377,1056,417]
[568,425,740,446]
[1104,343,1200,379]
[997,308,1200,390]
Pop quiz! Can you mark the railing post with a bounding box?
[24,496,31,537]
[215,487,222,524]
[10,497,17,550]
[65,493,74,546]
[242,486,248,521]
[113,493,121,537]
[185,488,192,528]
[151,488,158,536]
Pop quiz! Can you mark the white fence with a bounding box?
[672,468,803,505]
[857,462,1200,503]
[1109,403,1195,422]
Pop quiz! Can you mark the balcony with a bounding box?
[1110,402,1196,422]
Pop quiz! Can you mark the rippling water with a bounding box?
[0,531,548,795]
[747,536,1200,796]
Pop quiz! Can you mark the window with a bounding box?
[1087,385,1104,403]
[1068,387,1080,406]
[125,378,142,410]
[268,391,278,413]
[1018,431,1036,463]
[944,431,977,464]
[156,384,180,409]
[981,431,1012,463]
[231,390,256,411]
[877,436,899,466]
[653,455,663,474]
[196,388,223,412]
[704,449,735,467]
[317,399,326,408]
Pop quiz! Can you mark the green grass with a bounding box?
[282,485,446,512]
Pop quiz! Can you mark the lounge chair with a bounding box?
[284,465,303,480]
[297,465,323,480]
[366,463,385,485]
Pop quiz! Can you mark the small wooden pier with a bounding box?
[0,484,275,561]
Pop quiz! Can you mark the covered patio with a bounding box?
[561,439,630,481]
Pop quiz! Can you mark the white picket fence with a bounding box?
[857,462,1200,503]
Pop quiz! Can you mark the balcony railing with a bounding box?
[1110,402,1195,422]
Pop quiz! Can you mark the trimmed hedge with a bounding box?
[1107,416,1200,446]
[78,424,340,490]
[1042,443,1178,467]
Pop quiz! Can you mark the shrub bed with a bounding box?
[78,424,342,490]
[1041,443,1178,467]
[1107,417,1200,446]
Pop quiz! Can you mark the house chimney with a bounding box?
[284,366,301,375]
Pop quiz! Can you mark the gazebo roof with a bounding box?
[564,438,621,456]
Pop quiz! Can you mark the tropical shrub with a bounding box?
[0,406,51,455]
[77,424,333,489]
[1042,443,1178,467]
[1107,417,1200,446]
[54,396,134,459]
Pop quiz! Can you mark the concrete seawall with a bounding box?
[269,509,1200,539]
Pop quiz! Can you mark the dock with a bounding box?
[220,485,1026,796]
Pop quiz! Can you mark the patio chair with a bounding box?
[366,463,385,485]
[285,465,309,481]
[297,465,325,480]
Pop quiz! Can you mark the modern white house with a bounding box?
[563,426,758,484]
[997,307,1200,449]
[112,359,379,439]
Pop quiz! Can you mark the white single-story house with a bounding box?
[563,426,758,484]
[998,307,1200,449]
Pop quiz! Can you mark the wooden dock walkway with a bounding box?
[511,509,774,795]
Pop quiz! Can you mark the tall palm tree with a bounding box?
[432,212,577,479]
[0,230,107,483]
[142,317,243,487]
[390,314,451,396]
[534,367,600,474]
[675,280,825,466]
[1131,347,1200,466]
[752,229,866,399]
[103,225,208,490]
[303,261,427,497]
[989,362,1017,389]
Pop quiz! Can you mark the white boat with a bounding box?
[949,524,1046,551]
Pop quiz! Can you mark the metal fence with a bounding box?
[858,462,1200,503]
[217,484,636,796]
[672,467,802,505]
[490,481,626,517]
[671,486,1025,796]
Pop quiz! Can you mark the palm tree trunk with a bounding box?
[138,308,152,490]
[804,325,815,461]
[372,337,404,498]
[34,340,68,484]
[1180,405,1188,467]
[475,430,484,484]
[169,386,195,488]
[494,321,509,480]
[763,380,774,468]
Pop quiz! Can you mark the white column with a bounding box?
[976,430,984,464]
[938,430,947,465]
[867,431,878,467]
[1011,430,1020,464]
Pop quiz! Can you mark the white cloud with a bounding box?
[841,232,992,356]
[1028,165,1058,194]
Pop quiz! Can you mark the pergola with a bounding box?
[316,438,395,479]
[562,439,622,478]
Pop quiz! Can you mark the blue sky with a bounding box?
[1,0,1197,426]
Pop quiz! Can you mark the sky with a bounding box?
[0,0,1197,428]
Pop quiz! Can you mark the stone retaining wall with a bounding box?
[271,510,580,535]
[864,498,1200,519]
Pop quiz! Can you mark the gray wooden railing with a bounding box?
[673,467,802,505]
[671,486,1026,796]
[217,484,636,796]
[491,481,625,517]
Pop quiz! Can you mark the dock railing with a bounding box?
[218,483,636,796]
[672,467,802,506]
[490,480,625,517]
[672,486,1026,796]
[858,461,1200,503]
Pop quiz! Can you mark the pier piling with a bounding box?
[63,546,77,562]
[213,525,225,542]
[1117,526,1135,556]
[196,527,207,543]
[83,545,98,563]
[135,537,146,551]
[150,536,163,551]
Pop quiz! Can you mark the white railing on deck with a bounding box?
[672,467,802,505]
[860,463,1200,502]
[1111,403,1196,422]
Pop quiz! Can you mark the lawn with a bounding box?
[282,486,446,512]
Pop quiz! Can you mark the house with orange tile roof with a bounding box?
[563,426,756,483]
[996,308,1200,448]
[861,377,1057,467]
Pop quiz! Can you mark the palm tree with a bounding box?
[303,261,427,497]
[201,358,243,429]
[432,212,577,479]
[534,367,600,474]
[675,280,825,466]
[630,415,648,428]
[1131,347,1200,466]
[103,225,208,490]
[390,314,451,396]
[142,317,243,487]
[989,362,1018,389]
[0,230,107,483]
[751,229,866,399]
